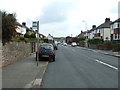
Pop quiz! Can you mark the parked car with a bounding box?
[63,43,67,46]
[71,42,77,47]
[36,43,55,62]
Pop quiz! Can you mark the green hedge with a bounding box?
[88,38,104,44]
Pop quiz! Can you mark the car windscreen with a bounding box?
[39,44,53,50]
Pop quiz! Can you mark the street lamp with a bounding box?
[82,20,88,47]
[82,20,87,31]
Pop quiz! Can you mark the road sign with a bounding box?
[32,21,39,30]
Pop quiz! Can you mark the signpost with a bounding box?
[32,21,39,66]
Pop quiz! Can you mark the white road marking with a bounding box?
[95,59,118,70]
[33,79,42,86]
[24,80,34,88]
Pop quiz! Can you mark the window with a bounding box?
[118,24,119,28]
[115,34,117,39]
[118,34,120,39]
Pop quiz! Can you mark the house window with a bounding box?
[115,34,117,39]
[118,24,119,28]
[118,34,120,39]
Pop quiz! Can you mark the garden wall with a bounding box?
[2,41,36,67]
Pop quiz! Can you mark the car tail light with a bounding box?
[50,51,54,54]
[37,51,41,53]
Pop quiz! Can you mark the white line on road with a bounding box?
[33,78,42,86]
[95,59,118,70]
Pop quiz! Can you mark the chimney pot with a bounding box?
[105,18,110,22]
[22,22,26,26]
[92,25,96,29]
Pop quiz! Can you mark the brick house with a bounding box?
[110,18,120,41]
[94,18,112,41]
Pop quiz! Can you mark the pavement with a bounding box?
[2,53,48,88]
[79,46,120,58]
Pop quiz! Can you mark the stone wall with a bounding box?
[2,41,36,67]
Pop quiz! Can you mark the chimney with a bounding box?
[30,27,32,29]
[22,22,26,26]
[105,18,110,22]
[92,25,96,29]
[81,30,83,33]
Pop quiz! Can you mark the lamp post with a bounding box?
[82,20,87,31]
[82,20,88,47]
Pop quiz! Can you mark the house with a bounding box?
[110,18,120,41]
[88,25,96,39]
[94,18,112,41]
[84,31,89,40]
[47,34,54,40]
[22,22,33,34]
[66,36,73,44]
[16,22,34,37]
[77,30,86,39]
[16,22,26,36]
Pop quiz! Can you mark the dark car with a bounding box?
[36,43,55,62]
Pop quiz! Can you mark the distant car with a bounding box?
[36,43,55,62]
[63,43,67,46]
[71,42,77,47]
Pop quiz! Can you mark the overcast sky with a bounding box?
[0,0,119,37]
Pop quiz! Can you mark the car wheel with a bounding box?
[49,57,55,62]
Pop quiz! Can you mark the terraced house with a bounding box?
[110,18,120,41]
[94,18,112,41]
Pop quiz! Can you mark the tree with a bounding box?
[2,11,17,43]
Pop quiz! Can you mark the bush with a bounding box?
[79,41,85,47]
[88,38,104,44]
[31,33,36,38]
[102,41,112,50]
[112,42,120,51]
[11,36,24,41]
[24,32,31,38]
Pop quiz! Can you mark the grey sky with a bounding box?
[0,0,119,37]
[39,1,74,24]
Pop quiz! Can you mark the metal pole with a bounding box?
[37,21,39,66]
[37,29,39,66]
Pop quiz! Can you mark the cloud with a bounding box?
[39,1,75,24]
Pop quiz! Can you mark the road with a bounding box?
[41,45,118,88]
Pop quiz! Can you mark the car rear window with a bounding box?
[39,44,53,50]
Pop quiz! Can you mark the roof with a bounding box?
[96,21,112,29]
[16,22,31,31]
[89,26,97,32]
[110,18,120,24]
[16,22,22,27]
